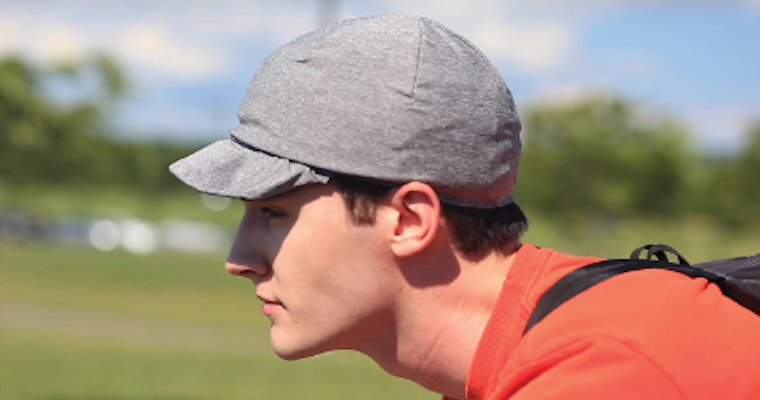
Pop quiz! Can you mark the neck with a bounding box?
[364,244,520,399]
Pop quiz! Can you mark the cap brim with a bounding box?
[169,139,330,200]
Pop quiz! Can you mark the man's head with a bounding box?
[170,13,527,360]
[170,13,522,209]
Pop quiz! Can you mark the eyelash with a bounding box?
[261,207,286,219]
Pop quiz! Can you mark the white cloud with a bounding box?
[381,0,578,75]
[118,24,227,80]
[683,106,759,153]
[0,19,18,55]
[0,4,232,80]
[39,24,88,62]
[471,21,576,74]
[0,17,86,63]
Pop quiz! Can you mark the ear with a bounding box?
[386,181,442,257]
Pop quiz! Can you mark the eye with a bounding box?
[260,206,287,220]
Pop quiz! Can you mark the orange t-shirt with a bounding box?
[463,243,760,400]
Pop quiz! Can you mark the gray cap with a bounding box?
[170,13,521,208]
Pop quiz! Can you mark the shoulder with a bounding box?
[492,334,687,400]
[505,268,760,399]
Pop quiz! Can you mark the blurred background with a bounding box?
[1,1,758,399]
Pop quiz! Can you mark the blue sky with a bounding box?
[1,0,758,153]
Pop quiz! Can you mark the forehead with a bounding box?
[244,182,341,208]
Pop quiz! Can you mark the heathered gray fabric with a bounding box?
[170,139,330,200]
[170,13,522,207]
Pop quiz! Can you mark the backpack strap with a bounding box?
[523,257,724,336]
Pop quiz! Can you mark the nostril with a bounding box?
[225,261,246,276]
[225,259,270,278]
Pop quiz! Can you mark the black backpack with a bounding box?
[524,244,760,335]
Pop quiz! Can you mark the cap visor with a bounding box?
[169,138,330,200]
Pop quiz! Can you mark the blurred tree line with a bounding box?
[0,54,193,191]
[515,97,760,227]
[0,55,758,226]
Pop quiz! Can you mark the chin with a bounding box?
[272,345,330,361]
[270,333,329,361]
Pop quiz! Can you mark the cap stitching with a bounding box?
[410,17,423,100]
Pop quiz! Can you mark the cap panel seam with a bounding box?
[409,17,423,101]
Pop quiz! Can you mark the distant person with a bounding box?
[170,13,760,400]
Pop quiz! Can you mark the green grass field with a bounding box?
[1,187,758,400]
[0,327,433,400]
[0,243,436,400]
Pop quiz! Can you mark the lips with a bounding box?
[261,301,283,316]
[258,293,283,316]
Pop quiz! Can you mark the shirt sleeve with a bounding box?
[492,336,686,400]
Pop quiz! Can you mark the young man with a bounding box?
[170,13,760,400]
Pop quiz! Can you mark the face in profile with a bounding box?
[225,183,399,359]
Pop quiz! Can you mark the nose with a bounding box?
[225,247,271,278]
[225,225,271,279]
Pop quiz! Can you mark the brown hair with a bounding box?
[332,175,528,258]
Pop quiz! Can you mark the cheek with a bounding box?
[277,218,388,290]
[286,207,374,260]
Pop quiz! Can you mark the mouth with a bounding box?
[261,301,283,316]
[258,294,283,316]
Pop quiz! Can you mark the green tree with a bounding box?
[0,53,127,185]
[514,96,696,221]
[708,123,760,226]
[0,53,193,191]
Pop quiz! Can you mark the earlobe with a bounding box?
[388,182,442,257]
